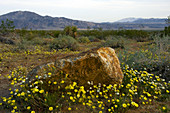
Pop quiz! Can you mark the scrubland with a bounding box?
[0,28,169,113]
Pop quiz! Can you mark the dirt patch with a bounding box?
[0,77,11,113]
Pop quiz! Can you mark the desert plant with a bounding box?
[16,39,30,51]
[31,37,45,45]
[163,26,170,36]
[88,36,100,42]
[1,63,169,113]
[63,26,77,38]
[102,36,124,48]
[118,36,170,81]
[49,35,79,50]
[78,36,90,43]
[0,19,15,36]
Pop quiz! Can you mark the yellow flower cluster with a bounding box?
[1,64,169,113]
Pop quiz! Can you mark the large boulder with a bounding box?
[26,47,123,86]
[55,47,123,86]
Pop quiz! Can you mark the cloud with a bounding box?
[0,0,169,22]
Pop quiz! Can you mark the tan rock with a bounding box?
[55,47,123,86]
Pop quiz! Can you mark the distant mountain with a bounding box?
[0,11,168,30]
[116,17,141,23]
[0,11,99,30]
[116,17,166,23]
[132,18,166,24]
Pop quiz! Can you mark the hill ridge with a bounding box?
[0,11,167,30]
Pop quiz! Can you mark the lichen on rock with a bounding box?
[26,47,123,87]
[55,47,123,86]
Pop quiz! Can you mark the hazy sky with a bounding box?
[0,0,169,22]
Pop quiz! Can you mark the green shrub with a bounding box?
[0,56,2,61]
[16,39,30,51]
[88,36,100,42]
[118,36,170,81]
[154,36,169,52]
[102,36,124,48]
[164,26,170,36]
[31,37,45,45]
[49,35,79,50]
[25,32,37,41]
[0,19,15,36]
[78,36,90,43]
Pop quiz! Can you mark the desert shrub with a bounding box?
[42,38,54,45]
[0,56,2,62]
[17,28,28,37]
[52,31,62,38]
[49,35,79,50]
[118,36,170,81]
[0,37,15,45]
[0,19,15,36]
[14,37,41,51]
[77,36,90,43]
[31,37,45,45]
[88,36,95,42]
[78,30,152,41]
[154,36,169,52]
[102,36,124,48]
[64,26,77,38]
[44,34,54,39]
[15,39,30,51]
[164,26,170,36]
[88,36,100,42]
[25,31,38,41]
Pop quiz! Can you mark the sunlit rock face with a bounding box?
[56,47,123,86]
[26,47,123,87]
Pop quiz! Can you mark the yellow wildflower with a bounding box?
[21,92,25,96]
[27,106,31,110]
[48,73,52,76]
[61,80,64,84]
[108,109,111,112]
[39,90,44,93]
[122,103,127,108]
[13,106,17,109]
[68,107,71,111]
[53,81,57,84]
[49,107,53,111]
[162,107,166,110]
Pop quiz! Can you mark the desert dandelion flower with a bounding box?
[49,107,53,111]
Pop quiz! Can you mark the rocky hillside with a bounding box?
[0,11,168,30]
[0,11,99,30]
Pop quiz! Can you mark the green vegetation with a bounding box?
[118,36,170,82]
[64,26,77,38]
[1,64,169,113]
[163,15,170,36]
[102,36,125,49]
[49,35,79,51]
[0,19,15,36]
[78,36,90,43]
[0,24,169,113]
